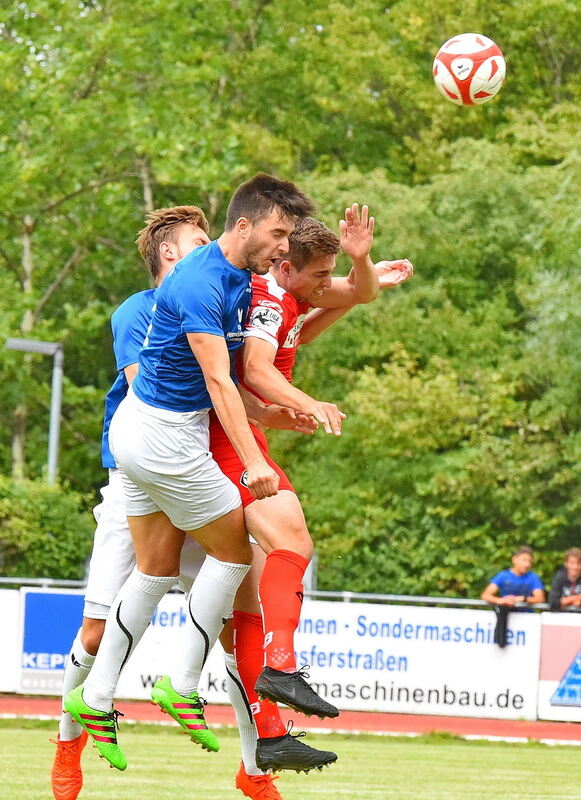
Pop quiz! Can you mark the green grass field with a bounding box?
[0,720,578,800]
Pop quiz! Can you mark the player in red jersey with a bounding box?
[210,206,413,778]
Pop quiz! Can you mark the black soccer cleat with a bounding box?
[256,727,338,773]
[255,665,339,719]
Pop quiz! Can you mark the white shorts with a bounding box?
[83,469,207,618]
[109,389,242,531]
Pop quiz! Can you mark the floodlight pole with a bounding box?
[5,337,64,485]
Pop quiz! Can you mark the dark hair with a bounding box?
[136,205,209,280]
[225,173,314,231]
[285,217,340,271]
[513,546,534,558]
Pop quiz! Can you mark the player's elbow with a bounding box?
[364,283,380,303]
[354,284,379,304]
[203,370,234,399]
[242,357,267,391]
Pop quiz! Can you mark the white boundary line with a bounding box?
[1,713,581,746]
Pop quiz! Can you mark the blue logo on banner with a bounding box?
[550,649,581,707]
[22,592,84,671]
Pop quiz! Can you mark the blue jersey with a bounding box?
[132,240,251,412]
[100,289,156,468]
[490,569,544,598]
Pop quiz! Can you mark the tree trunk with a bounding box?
[12,214,35,480]
[138,156,154,213]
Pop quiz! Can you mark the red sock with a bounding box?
[233,610,286,738]
[258,549,308,673]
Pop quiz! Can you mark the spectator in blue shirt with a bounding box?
[481,545,546,608]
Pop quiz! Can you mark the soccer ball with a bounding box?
[433,33,506,106]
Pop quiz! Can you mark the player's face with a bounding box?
[241,211,295,275]
[175,223,211,259]
[286,254,336,303]
[566,556,581,581]
[511,553,533,575]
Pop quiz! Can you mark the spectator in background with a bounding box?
[481,546,545,648]
[481,545,546,608]
[549,548,581,612]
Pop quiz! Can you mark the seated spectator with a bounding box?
[549,547,581,612]
[481,546,546,609]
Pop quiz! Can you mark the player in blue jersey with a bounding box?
[51,206,211,799]
[65,175,316,772]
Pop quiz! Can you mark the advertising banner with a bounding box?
[0,590,21,693]
[292,600,541,719]
[537,612,581,722]
[18,588,84,693]
[17,590,542,720]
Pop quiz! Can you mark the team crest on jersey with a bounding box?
[282,313,307,348]
[250,305,283,331]
[240,470,249,488]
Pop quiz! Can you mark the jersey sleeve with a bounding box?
[489,571,504,588]
[528,572,545,592]
[244,281,285,350]
[175,269,225,336]
[111,295,152,371]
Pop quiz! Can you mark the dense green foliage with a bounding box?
[0,1,579,588]
[0,477,93,578]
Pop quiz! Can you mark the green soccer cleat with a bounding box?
[151,675,220,752]
[63,685,127,771]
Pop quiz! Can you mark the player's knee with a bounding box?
[269,527,313,561]
[81,618,106,655]
[208,537,253,566]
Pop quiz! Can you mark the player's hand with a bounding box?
[305,401,346,436]
[264,405,318,435]
[339,203,374,262]
[375,259,414,288]
[244,459,280,500]
[502,595,518,606]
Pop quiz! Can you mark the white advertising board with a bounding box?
[118,598,542,719]
[0,590,21,693]
[16,590,542,720]
[537,612,581,722]
[291,601,541,719]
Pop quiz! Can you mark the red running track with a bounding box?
[1,695,579,744]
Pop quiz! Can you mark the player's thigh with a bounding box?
[187,505,251,565]
[84,470,136,614]
[244,490,313,560]
[234,543,266,616]
[127,510,185,576]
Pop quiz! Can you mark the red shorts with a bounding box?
[209,413,295,507]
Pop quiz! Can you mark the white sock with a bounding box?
[83,569,176,711]
[171,556,250,696]
[224,651,262,775]
[59,628,96,740]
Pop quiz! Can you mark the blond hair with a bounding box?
[136,205,209,280]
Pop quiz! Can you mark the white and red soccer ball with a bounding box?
[433,33,506,106]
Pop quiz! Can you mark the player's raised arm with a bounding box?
[314,203,379,308]
[188,332,279,500]
[300,258,414,345]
